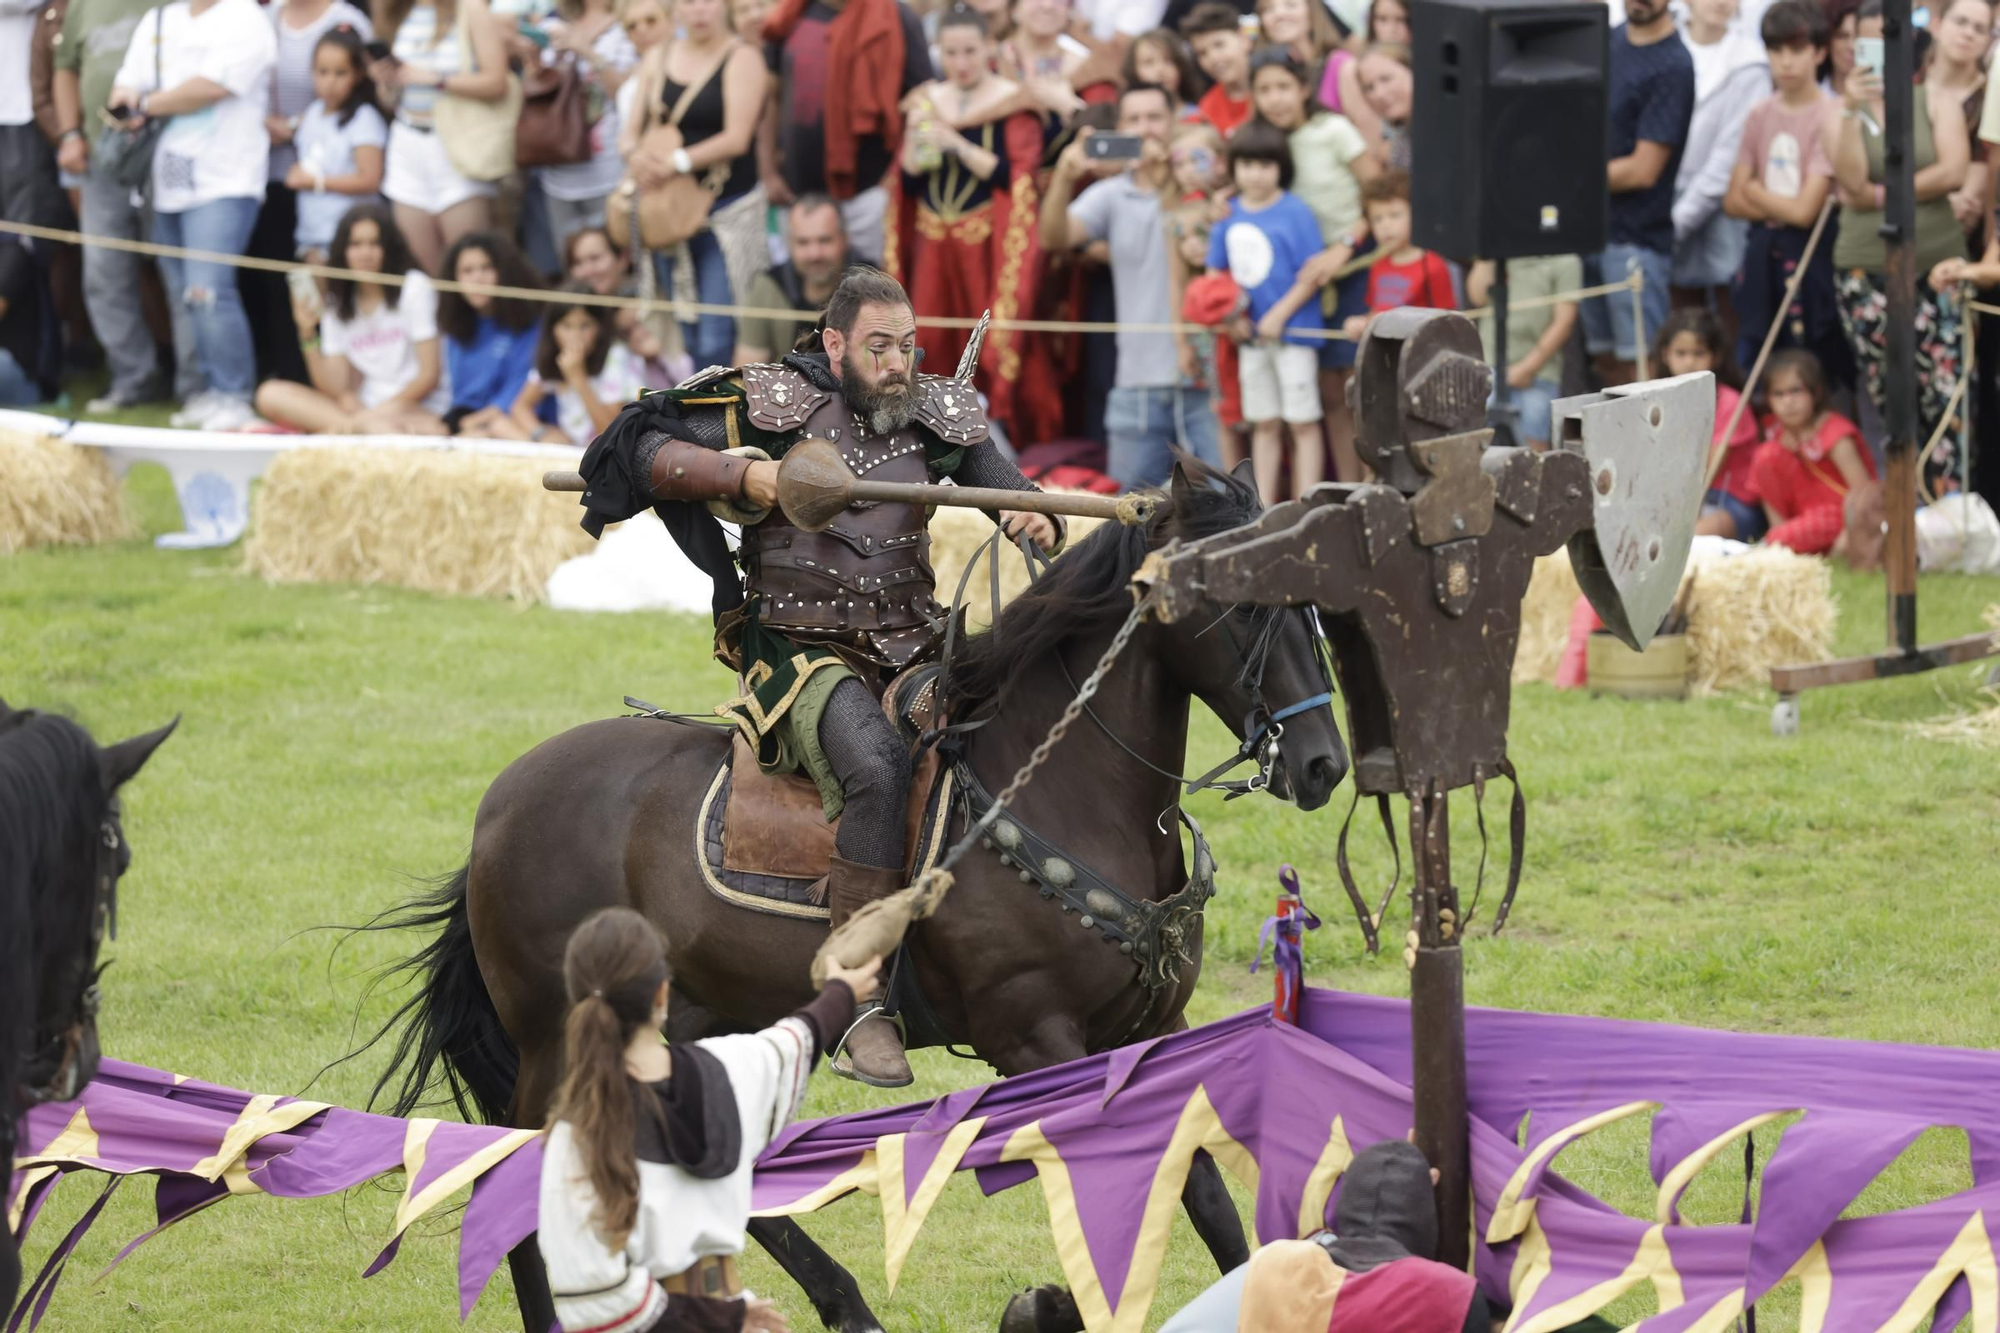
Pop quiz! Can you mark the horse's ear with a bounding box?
[1169,461,1195,510]
[102,717,179,791]
[1230,457,1259,501]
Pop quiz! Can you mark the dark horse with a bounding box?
[363,462,1348,1331]
[1,702,175,1320]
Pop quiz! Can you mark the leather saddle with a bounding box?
[696,665,952,918]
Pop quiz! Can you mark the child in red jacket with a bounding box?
[1751,349,1875,555]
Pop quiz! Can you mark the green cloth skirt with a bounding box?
[716,611,857,822]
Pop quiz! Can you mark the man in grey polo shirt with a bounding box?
[1040,82,1221,490]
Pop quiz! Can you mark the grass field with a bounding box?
[6,463,2000,1332]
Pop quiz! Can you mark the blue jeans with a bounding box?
[151,197,260,401]
[654,230,735,373]
[0,348,39,406]
[1492,377,1560,446]
[1580,243,1673,363]
[1104,384,1222,490]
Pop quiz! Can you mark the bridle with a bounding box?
[1060,598,1338,801]
[935,527,1338,802]
[18,800,125,1109]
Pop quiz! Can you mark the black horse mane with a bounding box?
[948,458,1263,715]
[0,708,106,1089]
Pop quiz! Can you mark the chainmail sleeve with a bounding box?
[950,444,1068,552]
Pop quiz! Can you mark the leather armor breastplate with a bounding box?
[739,389,945,670]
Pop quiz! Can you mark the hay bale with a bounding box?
[1515,550,1584,683]
[1680,546,1835,694]
[243,446,591,602]
[1513,543,1837,694]
[0,428,134,553]
[929,503,1107,628]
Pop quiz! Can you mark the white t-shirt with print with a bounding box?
[114,0,277,213]
[320,270,452,413]
[529,341,642,444]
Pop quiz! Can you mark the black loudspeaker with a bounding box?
[1409,0,1609,260]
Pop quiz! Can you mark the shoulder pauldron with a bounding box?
[740,363,829,433]
[911,375,991,447]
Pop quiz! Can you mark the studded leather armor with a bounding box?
[731,363,993,670]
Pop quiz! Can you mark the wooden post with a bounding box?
[1410,783,1470,1269]
[1881,0,1920,654]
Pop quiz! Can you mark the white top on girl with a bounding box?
[321,270,454,413]
[294,100,390,250]
[113,0,278,213]
[528,341,642,445]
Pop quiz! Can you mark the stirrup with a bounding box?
[828,1001,910,1086]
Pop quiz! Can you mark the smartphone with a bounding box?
[1855,35,1884,75]
[1086,133,1145,162]
[286,267,323,318]
[364,38,393,61]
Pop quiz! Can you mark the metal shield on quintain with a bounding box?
[1551,372,1714,652]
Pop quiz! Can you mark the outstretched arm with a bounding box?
[954,441,1066,553]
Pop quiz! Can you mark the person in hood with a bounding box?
[1157,1138,1490,1333]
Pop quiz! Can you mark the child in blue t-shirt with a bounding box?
[1205,120,1329,502]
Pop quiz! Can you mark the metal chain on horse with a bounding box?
[901,591,1156,919]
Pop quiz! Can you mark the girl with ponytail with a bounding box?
[538,907,882,1333]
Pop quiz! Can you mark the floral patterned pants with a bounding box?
[1834,268,1964,489]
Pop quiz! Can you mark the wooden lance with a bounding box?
[542,439,1157,534]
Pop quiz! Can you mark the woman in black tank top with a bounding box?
[623,0,766,368]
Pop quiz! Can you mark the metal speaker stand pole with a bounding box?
[1489,269,1518,449]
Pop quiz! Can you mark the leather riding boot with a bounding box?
[825,854,914,1088]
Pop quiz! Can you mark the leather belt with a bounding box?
[659,1254,742,1300]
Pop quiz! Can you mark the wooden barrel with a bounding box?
[1586,632,1689,700]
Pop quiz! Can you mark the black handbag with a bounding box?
[93,8,165,192]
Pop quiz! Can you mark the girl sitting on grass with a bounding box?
[254,204,449,435]
[499,287,644,446]
[1751,348,1874,555]
[435,231,545,437]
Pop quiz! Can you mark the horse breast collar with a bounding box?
[950,756,1216,993]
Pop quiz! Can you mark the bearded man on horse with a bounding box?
[576,266,1062,1088]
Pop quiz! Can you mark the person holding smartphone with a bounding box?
[108,0,278,432]
[1041,81,1223,489]
[1829,0,1971,488]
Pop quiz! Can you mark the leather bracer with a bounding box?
[650,437,752,503]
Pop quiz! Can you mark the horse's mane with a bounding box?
[0,709,106,1085]
[947,458,1263,716]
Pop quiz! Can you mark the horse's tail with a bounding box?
[340,859,519,1125]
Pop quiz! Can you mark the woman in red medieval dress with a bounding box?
[888,7,1066,444]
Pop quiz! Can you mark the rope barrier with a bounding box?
[0,218,1640,345]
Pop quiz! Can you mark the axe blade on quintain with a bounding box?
[1551,372,1715,652]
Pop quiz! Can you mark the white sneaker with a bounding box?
[168,392,223,428]
[199,399,259,432]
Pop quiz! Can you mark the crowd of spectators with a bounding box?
[0,0,1995,544]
